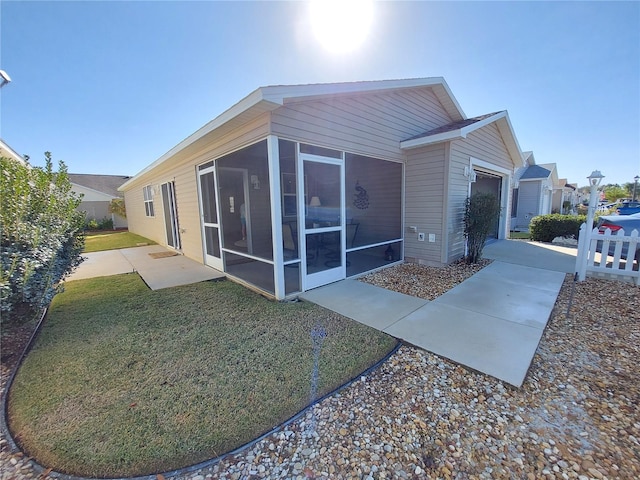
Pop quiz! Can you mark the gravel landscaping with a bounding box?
[2,261,639,480]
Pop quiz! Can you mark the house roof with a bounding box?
[120,78,466,191]
[69,174,131,197]
[522,151,535,166]
[399,110,525,167]
[519,164,551,180]
[403,112,501,141]
[0,138,26,164]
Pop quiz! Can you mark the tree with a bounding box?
[108,198,127,218]
[602,184,628,203]
[1,152,85,322]
[463,193,501,264]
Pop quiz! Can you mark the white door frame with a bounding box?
[299,153,346,291]
[197,164,224,271]
[161,180,181,250]
[468,157,512,240]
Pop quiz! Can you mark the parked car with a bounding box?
[595,213,640,266]
[616,201,640,215]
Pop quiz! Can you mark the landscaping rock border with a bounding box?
[2,262,639,480]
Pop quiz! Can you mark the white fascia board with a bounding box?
[264,77,448,104]
[400,130,463,150]
[495,112,526,167]
[0,139,26,164]
[460,111,505,136]
[119,88,281,192]
[435,79,466,120]
[400,111,506,150]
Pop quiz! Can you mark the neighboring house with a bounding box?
[0,138,26,164]
[120,78,526,300]
[555,179,578,214]
[511,154,558,230]
[69,174,130,229]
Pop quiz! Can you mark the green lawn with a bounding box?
[8,275,397,477]
[509,231,530,240]
[83,230,156,253]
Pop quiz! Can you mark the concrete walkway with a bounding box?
[483,239,577,273]
[66,245,225,289]
[301,240,570,387]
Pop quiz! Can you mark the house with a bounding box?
[511,154,559,230]
[120,78,526,300]
[554,179,578,214]
[69,174,130,229]
[0,138,26,164]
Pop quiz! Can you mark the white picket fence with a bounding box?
[575,223,640,285]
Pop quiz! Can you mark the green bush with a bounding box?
[86,218,100,230]
[529,214,587,242]
[85,217,114,231]
[98,217,114,230]
[1,153,85,322]
[464,193,501,264]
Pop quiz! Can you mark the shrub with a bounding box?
[99,217,114,230]
[0,153,85,322]
[464,193,501,264]
[529,214,587,242]
[86,218,100,230]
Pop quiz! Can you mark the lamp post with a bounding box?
[577,170,604,281]
[586,170,604,233]
[633,175,639,201]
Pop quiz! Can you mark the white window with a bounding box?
[143,185,154,217]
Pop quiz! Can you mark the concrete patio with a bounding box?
[66,245,225,289]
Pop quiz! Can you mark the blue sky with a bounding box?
[1,1,638,187]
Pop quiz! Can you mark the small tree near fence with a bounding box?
[1,153,85,323]
[108,197,126,219]
[464,193,501,264]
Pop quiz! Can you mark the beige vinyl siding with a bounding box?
[123,114,271,265]
[404,144,447,265]
[124,186,164,243]
[271,88,452,162]
[447,123,514,262]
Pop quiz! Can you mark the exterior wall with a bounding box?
[78,200,127,228]
[404,144,447,266]
[73,184,128,228]
[515,180,542,227]
[446,124,514,263]
[123,114,270,263]
[271,88,453,162]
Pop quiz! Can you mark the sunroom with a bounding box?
[196,137,403,299]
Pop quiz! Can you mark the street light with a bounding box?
[577,170,605,281]
[633,175,639,201]
[586,170,604,233]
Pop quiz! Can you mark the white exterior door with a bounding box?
[301,154,346,290]
[198,165,223,271]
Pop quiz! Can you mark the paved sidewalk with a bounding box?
[301,260,566,387]
[483,239,577,273]
[66,245,224,289]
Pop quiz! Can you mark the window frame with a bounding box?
[143,185,155,217]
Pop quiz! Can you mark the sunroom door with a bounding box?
[198,165,223,271]
[301,154,345,290]
[161,181,181,250]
